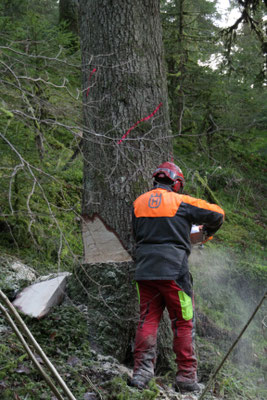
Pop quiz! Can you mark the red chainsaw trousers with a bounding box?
[134,280,197,380]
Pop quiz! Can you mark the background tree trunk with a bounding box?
[59,0,78,34]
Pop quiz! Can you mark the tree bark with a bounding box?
[70,261,174,372]
[79,0,172,253]
[79,0,174,371]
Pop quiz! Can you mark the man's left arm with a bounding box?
[180,195,225,237]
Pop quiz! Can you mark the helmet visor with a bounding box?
[153,167,183,182]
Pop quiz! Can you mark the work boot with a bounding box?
[130,373,152,389]
[175,376,200,393]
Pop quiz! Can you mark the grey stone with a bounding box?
[84,393,97,400]
[0,256,37,296]
[12,273,71,318]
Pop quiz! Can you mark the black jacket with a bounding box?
[132,184,225,294]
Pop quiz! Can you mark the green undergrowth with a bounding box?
[0,304,92,399]
[0,303,158,400]
[214,367,267,400]
[190,241,267,399]
[197,337,267,400]
[102,377,160,400]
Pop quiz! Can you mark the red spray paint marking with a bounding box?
[117,102,163,144]
[86,68,97,97]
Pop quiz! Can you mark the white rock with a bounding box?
[35,271,72,283]
[12,273,71,318]
[10,261,36,282]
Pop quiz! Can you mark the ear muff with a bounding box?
[172,180,182,193]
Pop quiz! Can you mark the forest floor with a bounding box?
[0,254,266,400]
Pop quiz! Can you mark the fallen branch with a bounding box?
[199,290,267,400]
[0,289,77,400]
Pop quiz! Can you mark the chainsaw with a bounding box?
[190,225,211,245]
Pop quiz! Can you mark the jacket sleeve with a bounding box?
[179,195,225,237]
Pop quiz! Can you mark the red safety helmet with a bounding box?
[152,161,185,193]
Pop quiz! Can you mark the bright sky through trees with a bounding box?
[216,0,241,27]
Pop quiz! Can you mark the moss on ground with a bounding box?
[0,304,92,399]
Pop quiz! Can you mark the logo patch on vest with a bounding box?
[148,193,162,208]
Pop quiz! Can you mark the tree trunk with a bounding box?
[71,260,174,371]
[70,261,137,362]
[79,0,174,371]
[79,0,172,253]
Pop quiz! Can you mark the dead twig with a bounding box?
[83,375,103,400]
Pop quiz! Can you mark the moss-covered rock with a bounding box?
[0,255,37,299]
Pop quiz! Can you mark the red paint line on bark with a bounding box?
[117,102,163,144]
[86,68,97,97]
